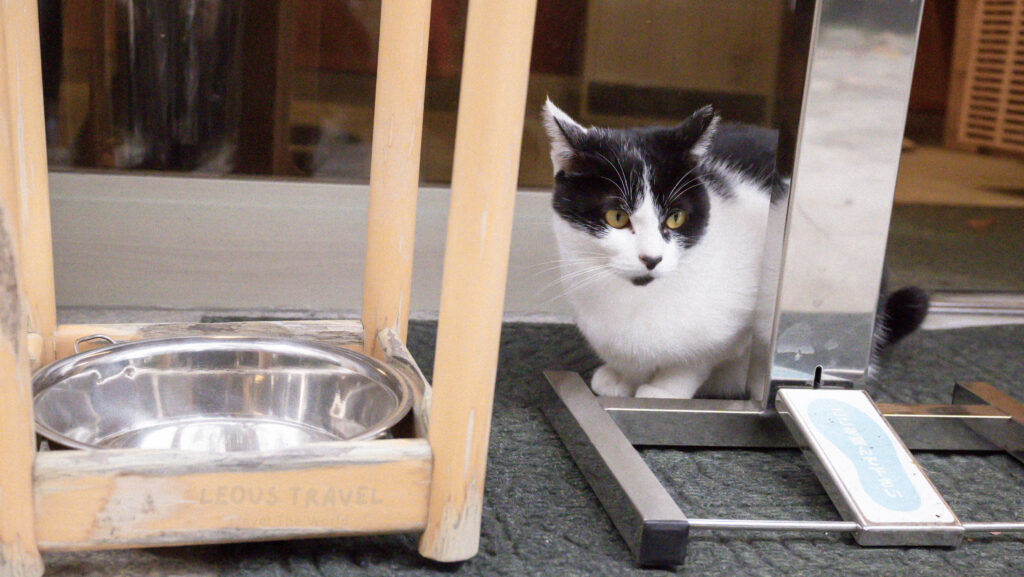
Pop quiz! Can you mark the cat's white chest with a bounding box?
[568,254,755,371]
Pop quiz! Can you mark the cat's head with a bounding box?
[542,100,718,286]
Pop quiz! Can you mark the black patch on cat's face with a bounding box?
[643,125,712,248]
[549,109,715,248]
[551,134,646,236]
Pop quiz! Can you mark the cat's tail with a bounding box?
[871,286,930,367]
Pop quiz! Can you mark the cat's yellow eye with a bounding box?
[605,210,630,229]
[665,210,687,230]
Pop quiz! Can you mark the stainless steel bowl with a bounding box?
[33,336,416,452]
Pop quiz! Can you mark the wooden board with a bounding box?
[376,328,433,438]
[35,439,431,551]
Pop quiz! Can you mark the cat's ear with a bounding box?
[542,98,587,174]
[672,105,719,160]
[688,105,719,158]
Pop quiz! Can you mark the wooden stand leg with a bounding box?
[0,6,45,575]
[361,0,432,357]
[0,207,44,577]
[3,0,57,369]
[418,0,538,562]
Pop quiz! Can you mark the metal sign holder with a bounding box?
[544,0,1024,567]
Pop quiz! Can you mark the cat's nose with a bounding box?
[639,255,662,270]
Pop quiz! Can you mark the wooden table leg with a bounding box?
[4,0,57,370]
[0,3,46,574]
[361,0,432,357]
[418,0,538,562]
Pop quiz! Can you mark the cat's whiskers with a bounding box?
[598,175,629,199]
[663,170,704,203]
[533,254,609,295]
[665,167,704,205]
[542,265,613,306]
[530,259,605,280]
[535,252,610,289]
[528,251,606,271]
[665,174,691,202]
[556,263,608,284]
[546,262,608,289]
[666,180,703,207]
[594,151,626,189]
[618,148,643,206]
[595,150,635,202]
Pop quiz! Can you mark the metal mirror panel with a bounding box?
[747,0,926,402]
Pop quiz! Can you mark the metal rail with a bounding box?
[688,519,859,533]
[687,520,1024,534]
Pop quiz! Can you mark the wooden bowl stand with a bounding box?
[0,1,538,574]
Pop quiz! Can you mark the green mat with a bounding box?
[42,320,1024,577]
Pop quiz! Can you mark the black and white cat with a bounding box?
[542,100,927,399]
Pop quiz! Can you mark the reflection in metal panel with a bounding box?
[748,0,927,402]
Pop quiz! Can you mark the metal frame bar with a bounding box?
[542,372,689,567]
[689,519,1024,534]
[598,392,1009,451]
[545,372,1024,566]
[952,382,1024,465]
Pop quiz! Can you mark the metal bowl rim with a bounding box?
[32,335,416,450]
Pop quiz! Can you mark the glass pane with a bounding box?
[41,0,791,187]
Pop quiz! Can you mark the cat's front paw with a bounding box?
[638,364,709,398]
[590,365,637,397]
[635,384,680,399]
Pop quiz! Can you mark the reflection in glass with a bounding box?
[42,0,793,187]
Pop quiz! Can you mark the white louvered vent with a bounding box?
[949,0,1024,154]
